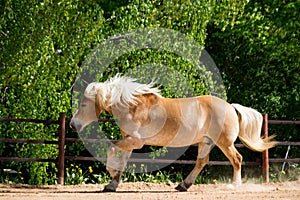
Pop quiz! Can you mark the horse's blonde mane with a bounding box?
[84,74,161,107]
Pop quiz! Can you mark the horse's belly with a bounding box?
[143,120,206,147]
[165,125,205,147]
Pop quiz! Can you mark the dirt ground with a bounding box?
[0,180,299,200]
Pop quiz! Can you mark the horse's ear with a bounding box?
[92,84,100,95]
[92,85,96,92]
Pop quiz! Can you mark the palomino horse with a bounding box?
[70,74,276,192]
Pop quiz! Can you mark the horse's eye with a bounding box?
[81,104,87,107]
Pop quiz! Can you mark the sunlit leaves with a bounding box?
[0,0,104,184]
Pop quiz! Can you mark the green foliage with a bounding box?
[1,0,104,118]
[269,163,300,182]
[211,0,250,30]
[0,169,24,184]
[206,0,300,119]
[0,0,104,184]
[65,163,89,185]
[149,146,168,159]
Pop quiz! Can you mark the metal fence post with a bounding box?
[58,112,66,185]
[262,113,269,183]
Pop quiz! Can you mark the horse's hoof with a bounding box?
[102,185,116,192]
[175,183,188,192]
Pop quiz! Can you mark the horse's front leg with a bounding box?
[103,146,131,192]
[103,136,144,192]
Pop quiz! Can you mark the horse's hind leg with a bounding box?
[175,154,209,192]
[175,137,214,192]
[218,144,243,185]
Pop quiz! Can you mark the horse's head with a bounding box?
[70,82,109,132]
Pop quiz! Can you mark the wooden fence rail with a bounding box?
[0,113,299,185]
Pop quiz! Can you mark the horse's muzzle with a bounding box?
[70,118,82,132]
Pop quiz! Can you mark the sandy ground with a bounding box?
[0,180,299,200]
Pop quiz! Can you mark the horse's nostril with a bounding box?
[70,120,76,131]
[69,119,82,132]
[70,121,73,127]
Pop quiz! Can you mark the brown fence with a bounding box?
[0,113,299,185]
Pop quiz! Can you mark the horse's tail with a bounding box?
[232,103,277,152]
